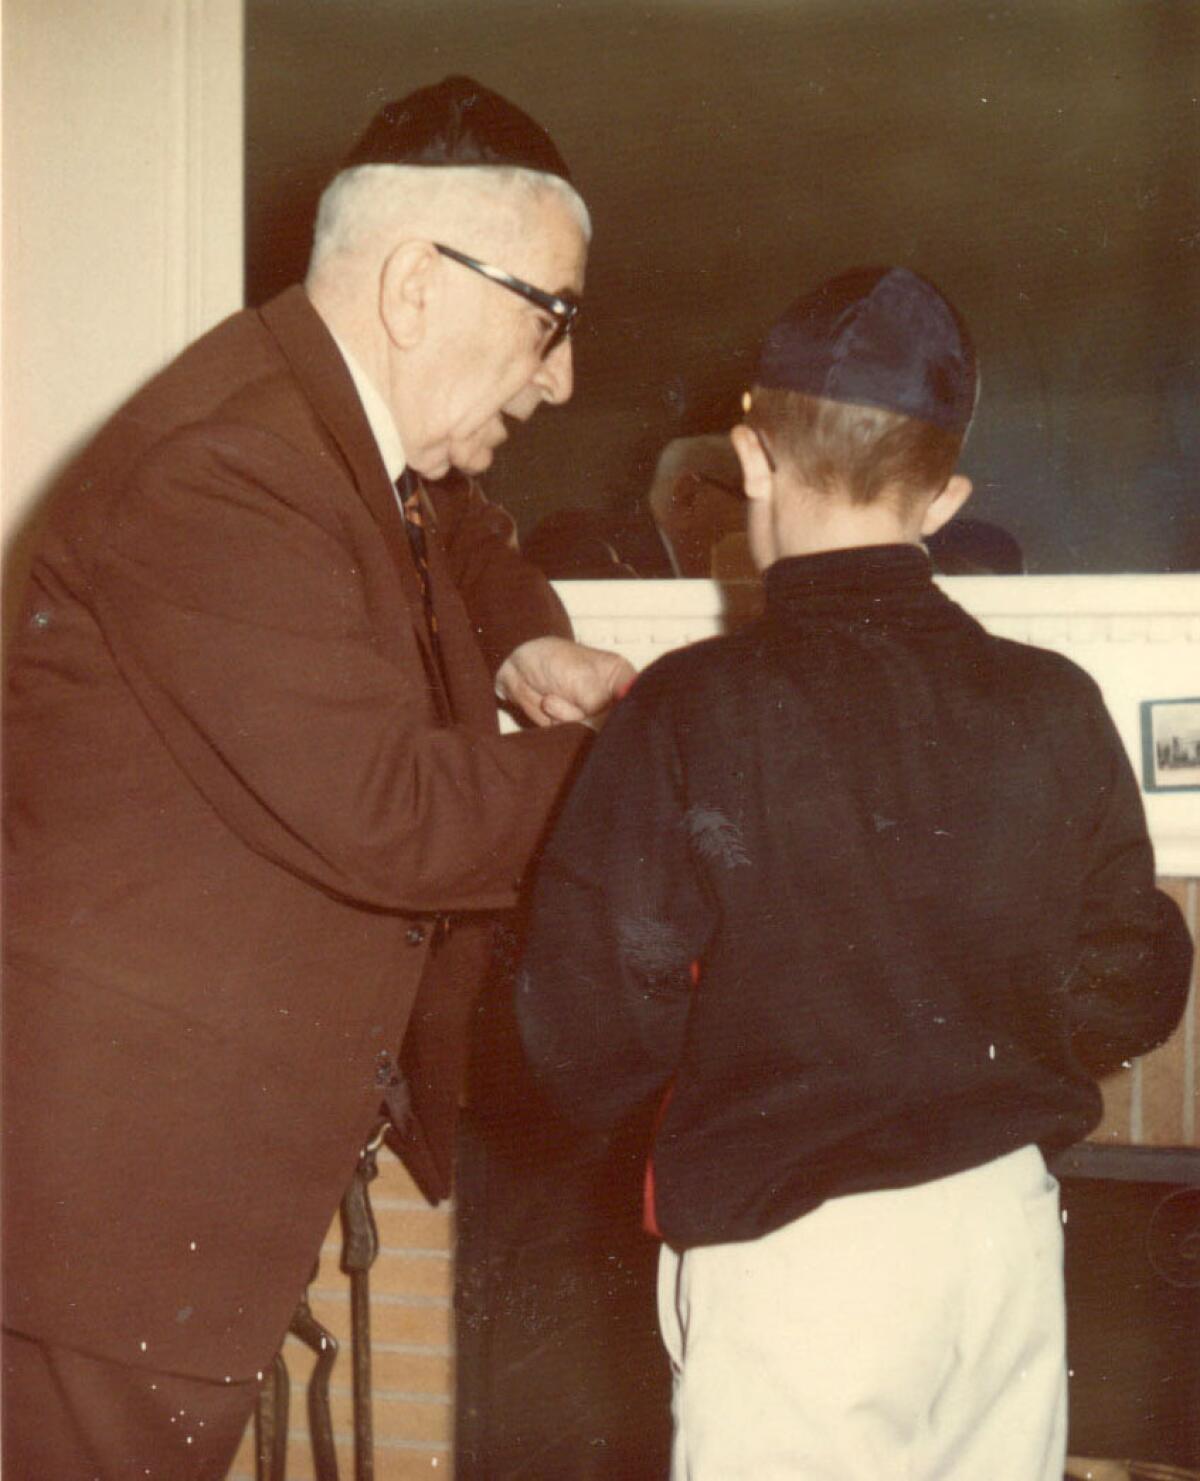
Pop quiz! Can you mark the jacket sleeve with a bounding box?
[1065,682,1194,1076]
[516,669,712,1130]
[86,424,587,916]
[427,472,574,674]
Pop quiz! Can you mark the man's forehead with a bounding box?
[512,198,587,295]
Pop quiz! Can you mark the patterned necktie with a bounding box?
[396,467,444,675]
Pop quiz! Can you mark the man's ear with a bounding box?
[379,240,439,350]
[729,424,773,506]
[920,473,972,538]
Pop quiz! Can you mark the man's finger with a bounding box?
[542,693,588,723]
[500,671,554,727]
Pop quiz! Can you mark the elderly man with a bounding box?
[2,76,632,1478]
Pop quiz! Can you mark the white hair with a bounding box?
[307,163,591,280]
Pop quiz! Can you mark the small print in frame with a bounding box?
[1140,699,1200,793]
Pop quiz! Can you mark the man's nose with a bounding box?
[533,338,574,405]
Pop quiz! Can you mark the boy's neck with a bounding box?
[769,497,924,562]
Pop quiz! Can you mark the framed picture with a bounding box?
[1140,698,1200,793]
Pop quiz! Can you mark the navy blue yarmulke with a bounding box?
[756,267,977,435]
[340,75,573,184]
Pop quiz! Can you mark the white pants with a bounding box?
[657,1146,1067,1480]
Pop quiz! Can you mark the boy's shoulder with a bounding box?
[964,629,1124,764]
[987,630,1106,707]
[622,618,1113,746]
[626,627,761,711]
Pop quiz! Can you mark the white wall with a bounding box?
[1,0,243,567]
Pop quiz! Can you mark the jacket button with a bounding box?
[405,924,426,947]
[375,1050,398,1088]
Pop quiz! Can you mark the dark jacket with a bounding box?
[2,287,588,1376]
[517,544,1193,1250]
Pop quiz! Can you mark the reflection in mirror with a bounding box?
[247,0,1199,576]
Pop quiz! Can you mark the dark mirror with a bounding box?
[247,1,1199,578]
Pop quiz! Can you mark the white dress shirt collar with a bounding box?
[327,330,407,483]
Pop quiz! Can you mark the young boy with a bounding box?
[515,267,1194,1479]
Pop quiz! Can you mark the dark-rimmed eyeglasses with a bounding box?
[433,243,580,359]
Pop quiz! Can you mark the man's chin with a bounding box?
[445,453,489,478]
[413,455,452,481]
[412,447,494,480]
[451,440,503,475]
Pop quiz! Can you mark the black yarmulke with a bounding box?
[339,75,572,183]
[756,267,977,435]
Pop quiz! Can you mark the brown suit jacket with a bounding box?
[2,287,587,1379]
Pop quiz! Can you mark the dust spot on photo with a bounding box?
[684,805,751,869]
[617,915,690,980]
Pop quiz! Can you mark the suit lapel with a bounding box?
[416,489,500,733]
[258,288,451,717]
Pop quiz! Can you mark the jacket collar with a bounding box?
[764,543,971,634]
[257,286,449,710]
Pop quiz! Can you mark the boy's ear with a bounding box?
[920,473,972,538]
[730,424,773,505]
[379,240,439,350]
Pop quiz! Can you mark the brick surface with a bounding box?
[371,1347,454,1395]
[306,1291,452,1348]
[222,1147,459,1477]
[370,1203,454,1251]
[1143,878,1198,1146]
[1140,1004,1190,1144]
[226,1435,450,1481]
[366,1253,453,1302]
[312,1251,452,1301]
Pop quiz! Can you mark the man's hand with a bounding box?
[496,637,636,729]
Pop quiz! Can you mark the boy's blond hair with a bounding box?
[745,389,963,507]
